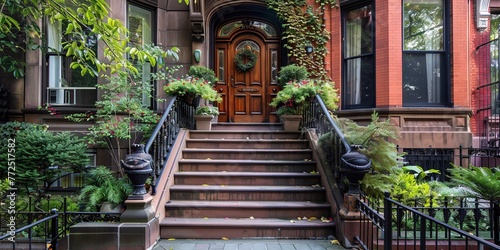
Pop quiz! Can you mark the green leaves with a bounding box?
[0,122,89,194]
[78,166,132,211]
[267,0,332,79]
[1,0,181,78]
[448,165,500,202]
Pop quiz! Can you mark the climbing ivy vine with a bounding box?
[266,0,336,79]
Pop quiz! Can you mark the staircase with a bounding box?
[159,123,335,239]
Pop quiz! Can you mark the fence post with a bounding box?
[384,192,392,250]
[495,202,499,245]
[419,213,426,250]
[50,209,58,250]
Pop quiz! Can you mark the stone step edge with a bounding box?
[165,200,331,209]
[178,159,316,164]
[174,172,320,177]
[182,148,312,153]
[160,217,334,228]
[169,185,326,192]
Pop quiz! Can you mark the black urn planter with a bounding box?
[340,146,371,194]
[121,144,153,196]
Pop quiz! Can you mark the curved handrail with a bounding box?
[142,96,195,193]
[145,96,177,152]
[311,94,351,153]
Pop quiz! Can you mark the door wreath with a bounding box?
[234,49,257,72]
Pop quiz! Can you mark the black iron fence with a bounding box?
[356,194,500,250]
[0,196,120,250]
[400,145,500,175]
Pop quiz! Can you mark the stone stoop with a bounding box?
[159,123,336,239]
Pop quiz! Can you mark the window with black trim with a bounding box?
[403,0,449,106]
[342,2,375,109]
[45,20,97,106]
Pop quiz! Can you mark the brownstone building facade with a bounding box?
[2,0,500,167]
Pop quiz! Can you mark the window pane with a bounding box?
[403,53,444,105]
[128,4,153,107]
[345,56,375,107]
[403,0,443,51]
[129,5,153,46]
[345,5,372,57]
[271,50,278,84]
[219,20,277,37]
[46,21,97,106]
[218,49,225,82]
[342,2,375,109]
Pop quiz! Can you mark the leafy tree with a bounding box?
[0,122,89,195]
[0,0,185,78]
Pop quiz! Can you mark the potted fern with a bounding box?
[78,166,133,212]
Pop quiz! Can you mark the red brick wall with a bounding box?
[375,0,402,108]
[468,1,493,136]
[451,0,471,108]
[326,5,342,95]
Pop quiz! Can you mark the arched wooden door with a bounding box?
[215,26,280,123]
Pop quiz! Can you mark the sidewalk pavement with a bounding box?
[152,239,348,250]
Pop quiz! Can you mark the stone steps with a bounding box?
[160,124,335,239]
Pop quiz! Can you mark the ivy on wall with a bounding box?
[266,0,336,79]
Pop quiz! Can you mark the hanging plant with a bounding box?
[234,49,258,72]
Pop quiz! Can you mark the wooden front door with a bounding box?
[215,31,280,123]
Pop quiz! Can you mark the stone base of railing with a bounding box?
[68,195,159,250]
[337,194,365,248]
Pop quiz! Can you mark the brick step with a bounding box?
[165,200,331,219]
[189,130,302,140]
[185,138,310,149]
[159,217,335,239]
[174,172,321,186]
[182,148,313,161]
[212,123,283,131]
[178,159,317,172]
[169,185,326,201]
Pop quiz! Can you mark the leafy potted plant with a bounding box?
[164,78,222,106]
[188,66,219,87]
[270,79,338,131]
[277,65,309,88]
[194,105,219,130]
[78,166,133,212]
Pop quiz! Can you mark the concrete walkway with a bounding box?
[152,239,348,250]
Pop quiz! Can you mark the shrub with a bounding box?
[0,122,89,194]
[188,66,218,87]
[278,65,308,88]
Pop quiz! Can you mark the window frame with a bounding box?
[341,1,376,110]
[127,2,157,109]
[43,19,98,107]
[402,0,451,107]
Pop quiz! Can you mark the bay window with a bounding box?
[403,0,449,106]
[342,2,375,109]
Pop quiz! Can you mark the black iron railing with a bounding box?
[144,96,194,194]
[0,196,120,250]
[356,194,500,250]
[303,95,351,151]
[302,95,353,189]
[0,209,59,250]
